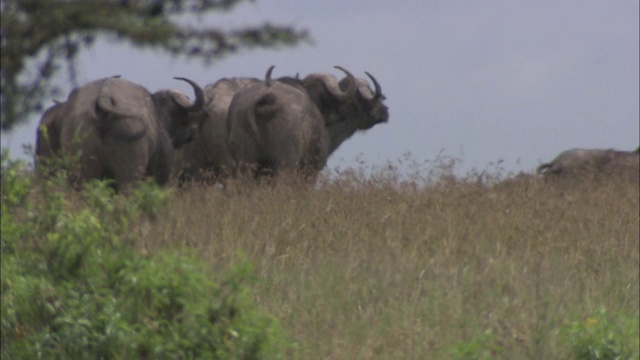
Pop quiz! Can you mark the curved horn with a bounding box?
[265,65,275,87]
[333,66,357,99]
[364,71,382,102]
[303,67,356,101]
[173,77,205,112]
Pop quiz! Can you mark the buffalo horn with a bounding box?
[265,65,275,87]
[333,66,357,99]
[363,71,382,102]
[173,77,205,112]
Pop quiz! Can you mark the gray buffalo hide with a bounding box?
[537,148,639,181]
[38,76,204,190]
[227,69,328,179]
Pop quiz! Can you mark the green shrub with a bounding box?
[447,328,506,360]
[1,154,288,359]
[561,306,639,360]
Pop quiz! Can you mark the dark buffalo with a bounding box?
[37,76,205,190]
[537,148,639,181]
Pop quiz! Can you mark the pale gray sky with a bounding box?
[3,1,639,177]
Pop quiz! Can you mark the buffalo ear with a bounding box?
[169,90,194,109]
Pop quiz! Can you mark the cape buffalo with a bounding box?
[36,75,123,166]
[537,148,640,179]
[227,66,329,179]
[37,76,205,190]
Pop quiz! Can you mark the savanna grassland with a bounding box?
[140,164,639,359]
[2,156,638,359]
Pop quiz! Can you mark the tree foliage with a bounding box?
[0,0,309,131]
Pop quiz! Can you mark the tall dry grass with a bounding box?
[135,162,639,359]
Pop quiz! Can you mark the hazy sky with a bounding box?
[3,1,639,176]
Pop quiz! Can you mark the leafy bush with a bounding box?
[1,153,288,359]
[561,306,639,360]
[447,328,506,360]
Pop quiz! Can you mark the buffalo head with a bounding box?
[151,77,205,148]
[341,71,389,129]
[302,67,389,157]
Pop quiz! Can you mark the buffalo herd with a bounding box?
[34,66,389,190]
[34,65,638,190]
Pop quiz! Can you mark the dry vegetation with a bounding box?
[125,159,640,359]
